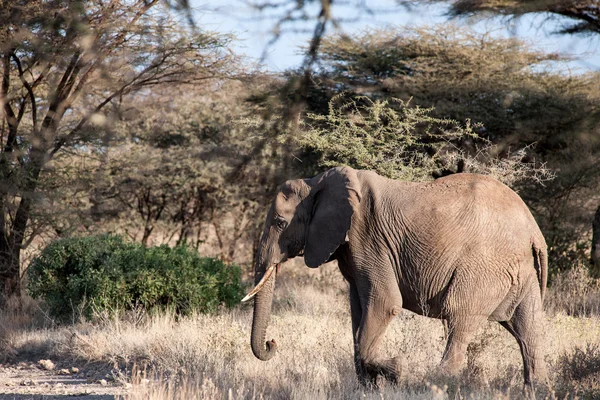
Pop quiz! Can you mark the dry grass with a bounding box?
[545,263,600,317]
[3,262,600,399]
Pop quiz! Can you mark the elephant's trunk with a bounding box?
[249,264,277,361]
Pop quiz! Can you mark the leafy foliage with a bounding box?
[301,95,552,185]
[313,27,596,144]
[27,235,244,321]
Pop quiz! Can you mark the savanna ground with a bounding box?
[1,259,600,399]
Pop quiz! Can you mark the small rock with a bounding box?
[38,359,55,370]
[99,379,108,386]
[58,368,70,375]
[70,367,79,374]
[55,382,65,388]
[20,379,34,386]
[17,362,28,369]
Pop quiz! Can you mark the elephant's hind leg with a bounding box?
[499,282,547,386]
[439,270,490,375]
[354,291,403,386]
[439,315,485,375]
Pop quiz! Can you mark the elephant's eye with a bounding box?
[276,218,288,230]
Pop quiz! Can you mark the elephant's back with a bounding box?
[417,173,538,230]
[427,173,524,205]
[358,170,543,240]
[413,173,542,278]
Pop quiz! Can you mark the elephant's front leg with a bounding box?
[353,287,403,386]
[349,283,363,379]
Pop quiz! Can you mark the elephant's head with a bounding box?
[243,166,362,361]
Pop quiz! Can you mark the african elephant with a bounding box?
[243,166,548,386]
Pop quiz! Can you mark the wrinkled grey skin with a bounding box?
[248,166,548,387]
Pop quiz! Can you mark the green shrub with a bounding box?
[27,235,244,321]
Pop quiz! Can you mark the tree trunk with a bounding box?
[0,237,21,299]
[0,194,33,299]
[141,224,153,247]
[252,233,260,267]
[0,160,43,299]
[591,204,600,276]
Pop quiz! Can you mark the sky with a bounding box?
[190,0,599,73]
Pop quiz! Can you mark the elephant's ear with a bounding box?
[304,166,362,268]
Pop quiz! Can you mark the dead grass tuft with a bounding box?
[546,263,600,317]
[554,344,600,399]
[0,295,53,362]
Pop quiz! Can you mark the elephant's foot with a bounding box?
[437,356,464,376]
[523,378,549,400]
[527,360,548,385]
[356,356,402,387]
[522,359,549,398]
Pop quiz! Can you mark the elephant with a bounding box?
[243,166,548,387]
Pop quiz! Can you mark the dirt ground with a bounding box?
[0,362,126,400]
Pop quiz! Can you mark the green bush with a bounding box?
[27,235,244,321]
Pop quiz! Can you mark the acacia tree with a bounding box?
[0,0,234,297]
[85,79,283,263]
[593,207,600,268]
[423,0,600,36]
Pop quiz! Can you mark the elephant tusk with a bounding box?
[241,263,278,303]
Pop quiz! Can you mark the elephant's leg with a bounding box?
[442,318,449,341]
[355,294,403,386]
[499,285,547,386]
[439,268,501,375]
[349,283,363,378]
[439,316,484,375]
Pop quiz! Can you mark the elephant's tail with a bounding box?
[532,241,548,305]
